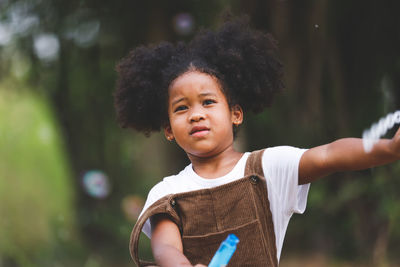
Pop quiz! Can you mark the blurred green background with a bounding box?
[1,0,400,266]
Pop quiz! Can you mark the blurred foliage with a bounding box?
[0,83,80,265]
[0,0,400,266]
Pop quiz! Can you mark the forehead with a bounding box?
[168,71,224,97]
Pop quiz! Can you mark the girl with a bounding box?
[114,17,400,266]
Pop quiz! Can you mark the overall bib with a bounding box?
[130,149,278,266]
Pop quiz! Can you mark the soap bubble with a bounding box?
[173,13,195,36]
[82,170,111,199]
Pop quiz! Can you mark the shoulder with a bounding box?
[147,165,194,202]
[263,145,307,156]
[146,175,175,200]
[262,146,307,163]
[261,146,308,176]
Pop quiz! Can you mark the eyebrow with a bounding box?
[171,92,217,106]
[199,92,216,97]
[172,97,186,106]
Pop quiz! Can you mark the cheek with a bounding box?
[169,116,186,133]
[217,113,235,134]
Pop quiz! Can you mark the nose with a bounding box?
[189,106,205,122]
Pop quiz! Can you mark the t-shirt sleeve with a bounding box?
[262,146,310,215]
[138,183,166,238]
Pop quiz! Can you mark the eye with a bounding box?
[174,105,188,112]
[203,99,216,106]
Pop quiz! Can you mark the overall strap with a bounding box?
[244,149,266,177]
[244,148,279,266]
[129,195,180,266]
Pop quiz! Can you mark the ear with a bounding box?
[163,124,174,141]
[231,105,243,126]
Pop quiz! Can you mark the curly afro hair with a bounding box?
[114,16,284,135]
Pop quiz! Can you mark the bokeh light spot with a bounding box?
[65,20,100,48]
[0,23,12,45]
[38,124,53,144]
[33,33,60,62]
[121,195,144,222]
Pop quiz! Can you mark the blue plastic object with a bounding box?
[208,234,239,267]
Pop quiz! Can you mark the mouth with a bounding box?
[190,126,210,137]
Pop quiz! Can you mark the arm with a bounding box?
[299,127,400,185]
[151,214,206,267]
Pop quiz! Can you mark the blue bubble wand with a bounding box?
[208,234,239,267]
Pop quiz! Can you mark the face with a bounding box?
[164,71,243,158]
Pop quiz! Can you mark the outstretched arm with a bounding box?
[151,214,206,267]
[299,127,400,185]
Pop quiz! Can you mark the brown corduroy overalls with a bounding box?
[130,149,278,266]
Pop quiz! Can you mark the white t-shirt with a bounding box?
[139,146,310,262]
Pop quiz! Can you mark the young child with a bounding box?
[114,17,400,267]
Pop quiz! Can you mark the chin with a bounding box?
[186,147,222,158]
[187,150,213,158]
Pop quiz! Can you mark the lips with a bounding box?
[190,126,210,136]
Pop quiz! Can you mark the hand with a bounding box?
[194,265,207,267]
[390,126,400,156]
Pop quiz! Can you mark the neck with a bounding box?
[187,146,244,179]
